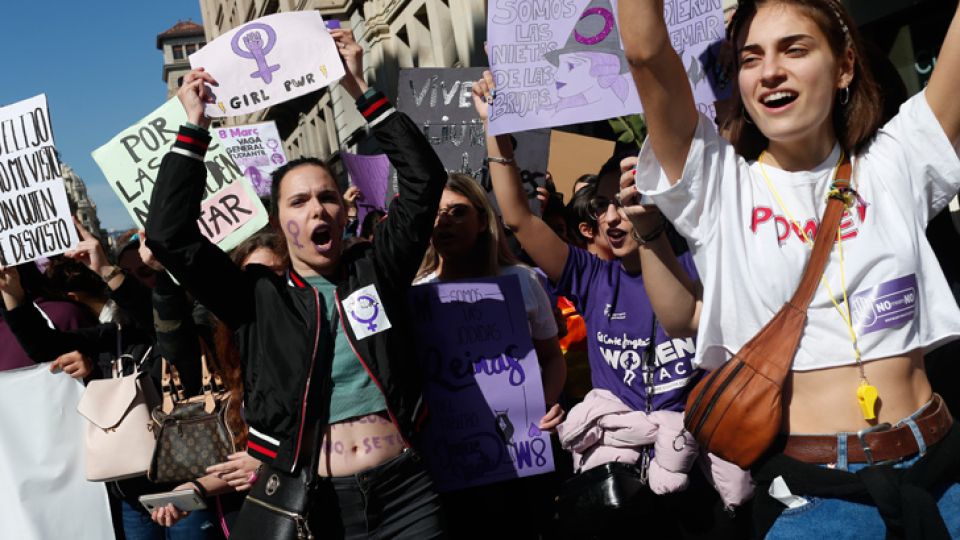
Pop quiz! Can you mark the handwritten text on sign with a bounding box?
[410,276,554,492]
[92,97,267,252]
[486,0,727,135]
[218,121,286,197]
[0,94,78,265]
[189,11,345,117]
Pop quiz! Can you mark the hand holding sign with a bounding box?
[329,29,368,100]
[471,71,496,124]
[177,69,219,129]
[0,265,24,309]
[64,218,113,280]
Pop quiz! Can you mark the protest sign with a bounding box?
[190,11,345,118]
[0,94,78,265]
[0,364,114,539]
[410,275,555,492]
[217,121,286,197]
[397,67,550,214]
[487,0,728,135]
[342,152,390,226]
[92,97,268,251]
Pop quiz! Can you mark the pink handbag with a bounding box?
[76,334,159,482]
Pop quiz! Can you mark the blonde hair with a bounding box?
[417,174,518,279]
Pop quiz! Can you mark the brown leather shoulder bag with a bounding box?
[683,160,851,469]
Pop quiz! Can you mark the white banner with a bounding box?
[0,364,113,540]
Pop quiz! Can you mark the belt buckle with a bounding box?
[856,422,892,466]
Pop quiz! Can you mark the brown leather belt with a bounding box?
[783,394,953,465]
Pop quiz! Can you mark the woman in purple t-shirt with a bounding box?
[471,73,747,539]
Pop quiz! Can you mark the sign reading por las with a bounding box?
[397,67,550,215]
[410,276,555,492]
[486,0,729,135]
[189,11,345,118]
[92,98,268,251]
[0,94,78,265]
[217,121,286,197]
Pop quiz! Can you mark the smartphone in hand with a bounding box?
[139,489,207,513]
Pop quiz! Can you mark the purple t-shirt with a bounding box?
[0,299,95,372]
[554,246,702,412]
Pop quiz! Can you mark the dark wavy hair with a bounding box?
[269,157,337,218]
[723,0,883,158]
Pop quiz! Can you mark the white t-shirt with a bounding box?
[636,91,960,372]
[415,264,559,340]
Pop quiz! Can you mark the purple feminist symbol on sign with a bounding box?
[574,7,615,45]
[232,22,280,84]
[350,295,380,332]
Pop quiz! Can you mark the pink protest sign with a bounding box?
[198,180,259,245]
[486,0,729,135]
[409,275,555,492]
[341,152,391,226]
[190,11,345,118]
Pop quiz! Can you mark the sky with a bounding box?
[1,1,204,232]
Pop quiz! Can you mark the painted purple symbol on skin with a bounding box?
[286,220,304,248]
[350,294,380,331]
[574,7,615,45]
[232,22,280,83]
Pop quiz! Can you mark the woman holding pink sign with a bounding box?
[147,29,449,539]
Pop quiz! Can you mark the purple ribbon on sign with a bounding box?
[574,7,615,45]
[232,22,281,84]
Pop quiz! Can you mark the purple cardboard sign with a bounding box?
[486,0,729,135]
[325,20,341,30]
[409,275,555,492]
[850,274,918,336]
[341,152,391,226]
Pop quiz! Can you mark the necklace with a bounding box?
[757,150,879,421]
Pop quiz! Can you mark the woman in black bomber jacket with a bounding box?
[146,29,449,538]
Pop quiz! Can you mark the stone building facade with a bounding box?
[61,164,104,239]
[157,20,208,99]
[196,0,486,165]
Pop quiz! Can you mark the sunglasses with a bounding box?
[587,195,624,220]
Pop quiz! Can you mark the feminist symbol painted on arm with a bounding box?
[232,23,281,84]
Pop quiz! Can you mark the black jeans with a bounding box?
[311,449,446,539]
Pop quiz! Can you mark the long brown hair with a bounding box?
[417,174,518,279]
[722,0,883,158]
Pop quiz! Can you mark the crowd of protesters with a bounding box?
[3,0,960,538]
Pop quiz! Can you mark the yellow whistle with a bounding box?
[857,382,879,421]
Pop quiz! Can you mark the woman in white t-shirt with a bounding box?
[616,0,960,536]
[413,173,565,538]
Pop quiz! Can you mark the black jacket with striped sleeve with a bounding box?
[146,90,447,473]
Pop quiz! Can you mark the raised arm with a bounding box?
[473,73,569,283]
[618,158,702,337]
[327,29,448,290]
[145,70,257,330]
[925,3,960,144]
[618,0,698,183]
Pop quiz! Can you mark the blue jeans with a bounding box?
[767,402,960,539]
[121,500,220,540]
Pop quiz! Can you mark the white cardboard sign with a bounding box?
[0,94,78,265]
[189,11,345,117]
